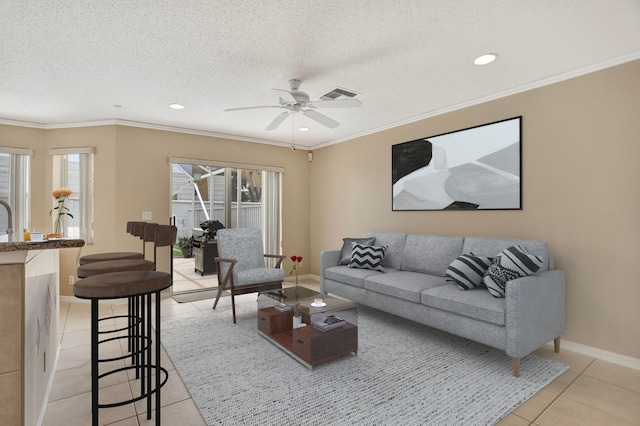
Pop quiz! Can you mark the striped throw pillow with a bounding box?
[483,245,544,298]
[445,253,493,290]
[348,243,387,272]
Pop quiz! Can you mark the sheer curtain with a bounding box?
[262,170,282,264]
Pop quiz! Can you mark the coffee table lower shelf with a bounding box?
[258,308,358,368]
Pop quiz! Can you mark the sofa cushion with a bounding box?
[422,285,505,326]
[401,234,464,277]
[483,245,545,298]
[364,271,446,303]
[463,237,550,271]
[325,265,393,288]
[348,243,388,272]
[338,237,376,265]
[364,231,407,270]
[445,253,493,290]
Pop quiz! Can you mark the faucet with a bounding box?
[0,199,14,235]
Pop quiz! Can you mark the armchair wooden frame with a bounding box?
[213,254,286,323]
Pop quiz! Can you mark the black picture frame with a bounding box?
[392,116,522,211]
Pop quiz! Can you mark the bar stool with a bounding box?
[76,223,161,278]
[74,270,170,426]
[79,221,146,265]
[76,224,175,369]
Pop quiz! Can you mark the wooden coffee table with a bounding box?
[257,286,358,368]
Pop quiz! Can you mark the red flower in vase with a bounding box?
[289,255,303,287]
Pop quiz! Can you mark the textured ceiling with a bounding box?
[1,1,639,149]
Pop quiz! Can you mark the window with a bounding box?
[170,157,283,256]
[0,147,31,234]
[50,147,95,243]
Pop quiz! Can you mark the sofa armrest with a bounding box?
[505,269,566,358]
[320,250,341,293]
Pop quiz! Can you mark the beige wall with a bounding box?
[310,59,640,360]
[0,124,312,297]
[1,59,637,360]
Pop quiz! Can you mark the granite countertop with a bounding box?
[0,238,85,252]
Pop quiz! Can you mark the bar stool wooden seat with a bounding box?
[76,223,163,279]
[74,269,171,426]
[79,221,146,265]
[77,258,154,277]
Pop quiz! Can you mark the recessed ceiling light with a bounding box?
[298,127,310,132]
[169,103,185,109]
[474,53,498,65]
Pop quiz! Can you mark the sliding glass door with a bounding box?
[170,158,282,295]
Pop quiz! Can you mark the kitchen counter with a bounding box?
[0,237,84,425]
[0,237,85,253]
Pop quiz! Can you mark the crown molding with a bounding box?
[2,52,638,151]
[311,51,640,150]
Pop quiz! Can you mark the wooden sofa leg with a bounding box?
[554,337,561,353]
[512,358,520,377]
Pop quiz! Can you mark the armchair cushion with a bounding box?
[216,228,268,279]
[234,267,285,287]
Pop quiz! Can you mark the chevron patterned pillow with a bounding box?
[483,245,545,297]
[348,243,388,272]
[445,253,493,290]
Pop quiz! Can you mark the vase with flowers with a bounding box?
[289,255,304,326]
[289,255,303,297]
[289,255,303,285]
[50,187,73,238]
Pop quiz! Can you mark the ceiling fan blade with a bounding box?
[265,111,291,130]
[224,105,282,112]
[302,109,340,128]
[272,88,297,103]
[307,99,362,108]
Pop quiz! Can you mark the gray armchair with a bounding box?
[213,228,285,323]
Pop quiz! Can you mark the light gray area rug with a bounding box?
[161,304,568,425]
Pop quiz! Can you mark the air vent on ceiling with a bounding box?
[319,87,359,101]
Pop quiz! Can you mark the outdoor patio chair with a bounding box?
[213,228,285,323]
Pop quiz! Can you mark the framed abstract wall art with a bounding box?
[392,116,522,211]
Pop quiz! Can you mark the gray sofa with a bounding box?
[320,231,566,376]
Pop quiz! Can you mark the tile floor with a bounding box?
[44,278,640,425]
[171,257,217,294]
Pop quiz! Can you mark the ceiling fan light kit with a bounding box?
[224,79,362,131]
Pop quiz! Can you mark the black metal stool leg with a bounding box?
[141,293,147,396]
[147,292,153,419]
[91,299,99,426]
[155,289,162,425]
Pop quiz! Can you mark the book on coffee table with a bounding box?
[274,302,292,312]
[311,315,345,332]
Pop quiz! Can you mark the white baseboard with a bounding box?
[546,339,640,371]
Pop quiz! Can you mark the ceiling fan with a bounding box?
[224,79,362,131]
